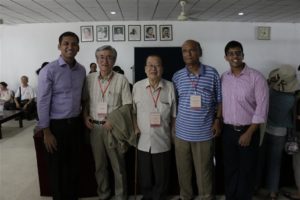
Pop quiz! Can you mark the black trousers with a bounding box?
[138,150,170,200]
[222,124,260,200]
[17,99,36,119]
[47,117,82,200]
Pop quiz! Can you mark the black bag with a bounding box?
[4,101,16,110]
[15,87,21,104]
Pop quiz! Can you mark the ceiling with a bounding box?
[0,0,300,25]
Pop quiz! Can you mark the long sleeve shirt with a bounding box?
[221,65,269,125]
[37,56,86,129]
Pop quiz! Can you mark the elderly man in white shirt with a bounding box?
[83,45,132,200]
[14,76,36,108]
[14,75,36,119]
[133,55,176,200]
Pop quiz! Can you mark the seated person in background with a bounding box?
[89,62,97,74]
[0,81,14,110]
[14,75,36,119]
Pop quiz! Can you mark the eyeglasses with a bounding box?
[146,64,161,69]
[226,51,243,57]
[98,56,114,61]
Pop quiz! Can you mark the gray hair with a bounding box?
[95,45,117,61]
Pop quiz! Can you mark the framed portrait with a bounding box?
[144,25,157,41]
[80,26,94,42]
[160,25,173,41]
[96,25,109,42]
[112,25,125,41]
[128,25,141,41]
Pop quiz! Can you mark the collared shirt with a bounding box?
[15,85,36,100]
[221,64,269,125]
[172,64,222,142]
[133,78,176,153]
[37,56,86,129]
[83,71,132,120]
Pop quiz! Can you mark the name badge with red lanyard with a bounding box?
[97,74,113,120]
[189,74,201,110]
[148,86,161,127]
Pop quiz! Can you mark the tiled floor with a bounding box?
[0,120,297,200]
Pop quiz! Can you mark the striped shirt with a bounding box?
[172,64,222,142]
[221,65,269,125]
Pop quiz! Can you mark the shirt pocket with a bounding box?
[107,91,122,109]
[201,87,214,107]
[159,97,171,122]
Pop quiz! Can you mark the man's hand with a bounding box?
[103,120,113,131]
[238,124,258,147]
[23,103,28,110]
[239,131,253,147]
[84,116,94,129]
[43,128,57,153]
[212,119,221,137]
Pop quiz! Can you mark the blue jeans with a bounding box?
[261,133,286,193]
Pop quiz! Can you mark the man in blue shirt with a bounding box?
[37,31,86,200]
[172,40,222,200]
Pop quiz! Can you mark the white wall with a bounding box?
[1,21,300,92]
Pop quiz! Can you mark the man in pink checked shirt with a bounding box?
[221,40,269,200]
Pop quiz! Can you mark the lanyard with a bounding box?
[189,74,200,94]
[98,74,114,98]
[148,86,161,108]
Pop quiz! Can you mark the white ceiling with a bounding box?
[0,0,300,25]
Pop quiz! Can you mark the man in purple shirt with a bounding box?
[37,31,86,200]
[221,40,269,200]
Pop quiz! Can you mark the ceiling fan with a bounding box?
[177,0,189,21]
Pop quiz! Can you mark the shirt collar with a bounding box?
[144,78,163,90]
[58,56,78,70]
[185,64,205,77]
[227,63,250,76]
[99,71,114,80]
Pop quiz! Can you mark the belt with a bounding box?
[225,124,250,132]
[90,119,105,125]
[51,116,80,124]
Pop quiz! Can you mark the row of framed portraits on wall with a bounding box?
[80,24,173,42]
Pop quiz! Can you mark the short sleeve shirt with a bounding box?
[133,78,176,153]
[84,71,132,120]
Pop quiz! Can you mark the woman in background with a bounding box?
[0,82,14,110]
[260,65,299,200]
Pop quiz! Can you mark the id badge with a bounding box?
[150,112,161,127]
[97,102,108,120]
[190,95,201,110]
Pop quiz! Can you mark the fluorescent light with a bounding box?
[110,11,116,15]
[238,12,244,16]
